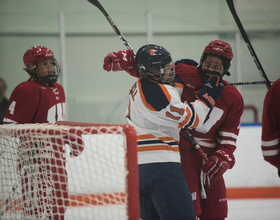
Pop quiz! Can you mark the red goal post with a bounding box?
[0,121,139,220]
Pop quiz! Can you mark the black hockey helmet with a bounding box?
[135,44,175,84]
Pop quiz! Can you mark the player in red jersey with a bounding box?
[3,46,83,220]
[175,41,244,220]
[103,40,244,220]
[261,78,280,176]
[3,46,65,124]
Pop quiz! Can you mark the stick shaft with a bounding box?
[226,0,271,89]
[184,129,208,161]
[88,0,134,52]
[220,80,275,86]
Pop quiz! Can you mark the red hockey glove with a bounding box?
[64,135,84,157]
[202,148,235,184]
[103,49,135,72]
[196,75,224,108]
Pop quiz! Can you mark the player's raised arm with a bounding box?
[103,49,139,77]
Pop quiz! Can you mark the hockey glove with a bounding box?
[202,148,235,185]
[64,135,84,157]
[175,58,198,67]
[103,49,135,72]
[196,75,224,108]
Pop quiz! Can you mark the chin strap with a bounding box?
[44,75,58,84]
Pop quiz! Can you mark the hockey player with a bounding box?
[103,44,224,220]
[3,46,84,220]
[175,40,244,220]
[261,78,280,176]
[103,40,244,220]
[3,46,65,124]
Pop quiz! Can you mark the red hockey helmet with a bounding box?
[23,46,54,70]
[200,40,233,76]
[23,46,60,84]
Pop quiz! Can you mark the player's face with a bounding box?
[36,58,55,79]
[201,55,224,76]
[161,62,175,84]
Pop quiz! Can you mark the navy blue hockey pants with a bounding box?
[139,162,195,220]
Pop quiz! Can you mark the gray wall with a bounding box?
[1,0,280,124]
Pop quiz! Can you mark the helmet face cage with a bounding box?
[199,40,233,79]
[35,58,61,84]
[199,54,227,80]
[136,44,175,84]
[158,61,175,84]
[23,46,60,84]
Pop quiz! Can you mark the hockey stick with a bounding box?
[88,0,134,53]
[220,80,275,86]
[183,128,208,162]
[226,0,271,89]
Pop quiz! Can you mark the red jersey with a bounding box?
[261,78,280,170]
[175,63,244,218]
[3,78,65,124]
[176,63,244,155]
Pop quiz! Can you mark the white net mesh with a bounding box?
[0,123,138,220]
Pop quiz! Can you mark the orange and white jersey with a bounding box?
[126,79,209,165]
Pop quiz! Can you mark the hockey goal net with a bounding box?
[0,121,139,220]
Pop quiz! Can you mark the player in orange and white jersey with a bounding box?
[103,44,224,220]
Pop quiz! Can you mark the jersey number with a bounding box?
[47,103,65,123]
[166,105,184,121]
[8,101,16,115]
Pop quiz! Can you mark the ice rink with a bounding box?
[62,199,280,219]
[227,199,280,220]
[4,199,279,220]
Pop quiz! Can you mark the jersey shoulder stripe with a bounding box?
[138,80,171,111]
